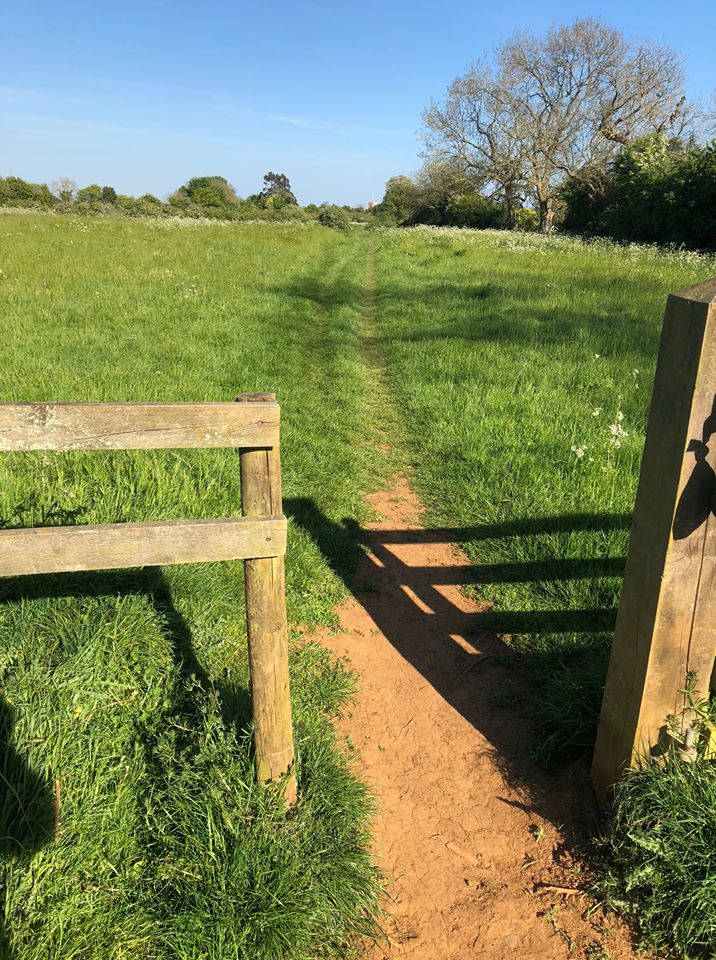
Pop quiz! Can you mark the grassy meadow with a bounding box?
[372,227,712,761]
[1,211,715,958]
[0,214,386,959]
[369,226,716,957]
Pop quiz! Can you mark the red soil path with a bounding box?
[309,476,644,960]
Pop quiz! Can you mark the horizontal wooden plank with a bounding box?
[0,516,286,577]
[0,402,279,451]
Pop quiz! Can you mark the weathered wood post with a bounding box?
[592,279,716,806]
[237,393,297,806]
[0,397,294,796]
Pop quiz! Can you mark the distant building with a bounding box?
[367,198,378,209]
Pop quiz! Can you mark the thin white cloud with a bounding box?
[264,112,407,139]
[0,87,46,106]
[0,87,81,109]
[0,109,254,149]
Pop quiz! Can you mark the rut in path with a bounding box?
[292,248,644,960]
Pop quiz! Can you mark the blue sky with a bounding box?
[2,0,714,205]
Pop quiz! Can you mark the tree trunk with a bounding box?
[538,197,554,233]
[504,190,517,229]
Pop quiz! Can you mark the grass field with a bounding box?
[0,214,386,959]
[1,212,715,958]
[371,227,712,761]
[368,227,716,957]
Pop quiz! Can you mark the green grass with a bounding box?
[371,225,715,762]
[367,225,716,958]
[3,214,716,959]
[593,752,716,959]
[0,214,385,958]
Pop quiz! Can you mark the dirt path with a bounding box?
[306,245,642,959]
[311,477,641,960]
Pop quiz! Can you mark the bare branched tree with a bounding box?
[423,62,526,226]
[705,90,716,140]
[50,178,76,203]
[422,19,695,231]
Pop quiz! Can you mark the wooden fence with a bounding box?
[592,278,716,805]
[0,392,297,805]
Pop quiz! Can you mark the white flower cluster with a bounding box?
[571,406,630,461]
[379,224,716,271]
[608,414,629,448]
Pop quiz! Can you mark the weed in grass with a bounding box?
[592,755,716,960]
[591,693,716,959]
[530,824,546,843]
[585,944,614,960]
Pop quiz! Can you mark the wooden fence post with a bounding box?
[237,393,297,806]
[592,279,716,806]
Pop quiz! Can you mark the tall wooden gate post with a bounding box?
[592,279,716,806]
[237,394,297,806]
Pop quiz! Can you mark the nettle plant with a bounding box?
[665,672,716,763]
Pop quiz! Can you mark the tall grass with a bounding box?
[0,215,384,958]
[3,215,715,959]
[594,753,716,958]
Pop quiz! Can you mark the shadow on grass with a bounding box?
[1,693,55,959]
[286,497,630,834]
[275,267,658,356]
[0,567,253,955]
[0,569,251,734]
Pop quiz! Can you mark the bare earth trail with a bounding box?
[303,247,643,960]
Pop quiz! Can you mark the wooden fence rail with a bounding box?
[0,393,297,805]
[592,278,716,806]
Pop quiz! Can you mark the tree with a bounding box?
[377,175,420,224]
[50,177,76,203]
[423,66,526,226]
[171,177,240,212]
[412,159,480,224]
[562,134,716,249]
[445,193,505,228]
[76,184,102,203]
[259,172,297,207]
[0,176,55,208]
[423,18,695,231]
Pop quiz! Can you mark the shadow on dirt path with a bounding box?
[288,478,641,960]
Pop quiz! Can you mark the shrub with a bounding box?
[562,135,716,250]
[76,184,103,204]
[514,208,539,231]
[117,194,166,217]
[445,193,506,229]
[318,206,350,231]
[378,175,420,225]
[0,176,55,209]
[168,177,242,218]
